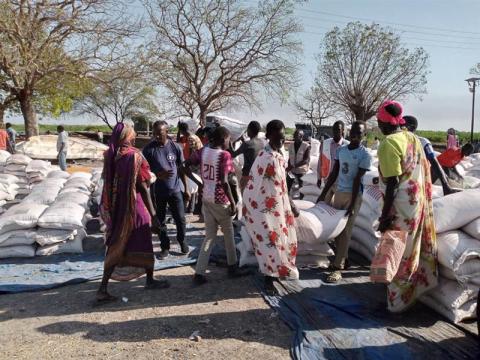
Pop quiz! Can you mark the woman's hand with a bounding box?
[377,216,393,233]
[229,203,237,216]
[151,215,161,233]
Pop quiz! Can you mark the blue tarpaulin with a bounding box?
[261,252,479,360]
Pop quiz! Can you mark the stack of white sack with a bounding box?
[450,154,480,189]
[350,185,383,261]
[236,201,347,268]
[295,201,347,267]
[418,189,480,323]
[22,178,66,206]
[34,171,93,256]
[4,154,32,195]
[25,160,56,186]
[299,171,321,203]
[0,202,48,258]
[0,174,20,212]
[0,150,11,172]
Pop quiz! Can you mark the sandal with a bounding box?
[96,291,117,304]
[145,279,171,290]
[326,270,342,283]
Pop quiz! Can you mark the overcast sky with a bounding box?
[9,0,480,131]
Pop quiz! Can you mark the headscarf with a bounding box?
[377,100,405,126]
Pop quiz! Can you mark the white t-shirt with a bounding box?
[57,131,69,153]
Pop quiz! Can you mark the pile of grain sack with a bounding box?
[237,138,480,324]
[350,152,480,324]
[0,152,102,258]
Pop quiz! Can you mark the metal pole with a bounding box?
[471,81,476,144]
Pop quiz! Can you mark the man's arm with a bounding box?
[295,145,311,168]
[317,141,324,188]
[317,160,339,202]
[230,141,246,158]
[347,168,367,216]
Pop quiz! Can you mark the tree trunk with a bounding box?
[199,107,208,128]
[0,107,5,127]
[18,91,39,138]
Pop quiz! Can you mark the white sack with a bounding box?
[36,229,86,256]
[420,277,478,323]
[0,203,48,234]
[295,202,347,244]
[25,160,51,173]
[302,171,318,186]
[179,173,201,194]
[0,245,36,259]
[37,202,86,230]
[0,150,11,165]
[297,241,334,256]
[237,226,257,267]
[35,229,77,246]
[462,218,480,240]
[55,192,90,209]
[420,295,477,324]
[69,172,92,181]
[293,199,316,210]
[0,174,19,185]
[300,185,322,197]
[433,190,480,232]
[363,169,380,186]
[6,154,31,165]
[437,231,480,283]
[47,170,70,179]
[0,229,37,247]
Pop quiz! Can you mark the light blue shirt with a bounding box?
[335,145,372,193]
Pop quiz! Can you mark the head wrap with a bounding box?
[377,100,405,126]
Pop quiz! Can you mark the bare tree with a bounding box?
[295,81,336,131]
[317,22,429,121]
[145,0,302,126]
[77,71,160,129]
[0,1,137,137]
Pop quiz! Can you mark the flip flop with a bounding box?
[326,270,342,283]
[95,293,117,304]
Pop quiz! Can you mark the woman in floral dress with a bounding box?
[376,100,438,312]
[242,120,299,295]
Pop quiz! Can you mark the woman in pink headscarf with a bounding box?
[376,100,438,312]
[97,121,169,302]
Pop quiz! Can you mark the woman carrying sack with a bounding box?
[375,100,438,313]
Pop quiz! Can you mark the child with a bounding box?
[318,121,372,283]
[184,126,249,284]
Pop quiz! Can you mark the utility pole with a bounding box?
[466,77,480,143]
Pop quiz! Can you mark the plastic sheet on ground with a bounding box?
[0,225,205,294]
[258,251,479,360]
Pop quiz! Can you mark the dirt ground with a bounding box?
[0,265,292,360]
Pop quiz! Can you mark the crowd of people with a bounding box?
[16,101,465,312]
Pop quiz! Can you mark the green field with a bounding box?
[11,124,111,134]
[9,124,480,146]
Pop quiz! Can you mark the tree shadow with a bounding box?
[0,270,261,323]
[37,308,290,350]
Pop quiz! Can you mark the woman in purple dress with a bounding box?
[97,121,169,302]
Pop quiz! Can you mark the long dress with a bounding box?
[100,145,154,280]
[378,130,438,312]
[242,145,299,279]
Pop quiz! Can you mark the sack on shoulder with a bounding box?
[370,230,407,284]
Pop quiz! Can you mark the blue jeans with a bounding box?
[155,190,186,251]
[58,151,67,171]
